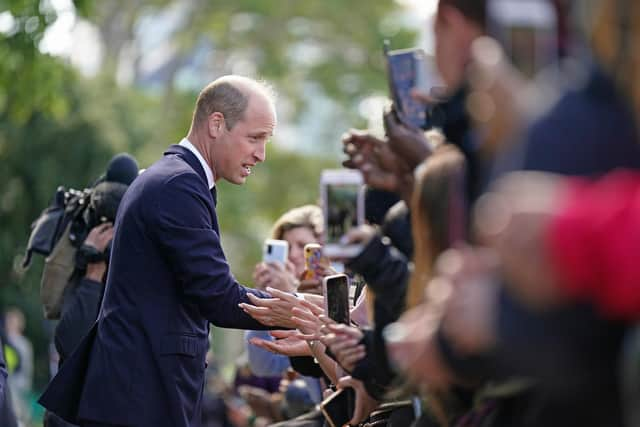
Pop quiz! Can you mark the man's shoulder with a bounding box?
[142,155,206,192]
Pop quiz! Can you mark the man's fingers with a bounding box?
[327,323,363,340]
[296,331,319,341]
[299,298,324,315]
[291,316,318,335]
[246,293,274,306]
[265,287,298,303]
[239,303,271,320]
[317,314,337,327]
[249,338,278,353]
[291,306,315,321]
[270,329,297,339]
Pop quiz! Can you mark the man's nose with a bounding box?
[254,142,266,163]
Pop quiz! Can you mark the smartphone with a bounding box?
[302,243,324,281]
[263,239,289,265]
[384,41,436,130]
[320,387,355,427]
[487,0,558,78]
[320,169,365,259]
[323,274,350,325]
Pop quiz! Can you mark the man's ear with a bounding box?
[208,112,225,138]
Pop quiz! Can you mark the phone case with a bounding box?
[263,239,289,265]
[322,274,350,325]
[301,243,330,281]
[384,44,430,129]
[320,388,355,427]
[320,169,365,259]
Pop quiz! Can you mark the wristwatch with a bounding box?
[76,244,105,269]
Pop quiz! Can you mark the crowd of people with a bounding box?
[1,0,640,426]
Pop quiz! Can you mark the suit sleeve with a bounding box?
[151,173,270,329]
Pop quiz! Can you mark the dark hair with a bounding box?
[438,0,487,28]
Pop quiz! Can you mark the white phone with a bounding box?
[320,169,365,259]
[487,0,558,78]
[263,239,289,265]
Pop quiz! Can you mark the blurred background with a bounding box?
[0,0,436,424]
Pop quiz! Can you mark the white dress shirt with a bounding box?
[179,138,215,190]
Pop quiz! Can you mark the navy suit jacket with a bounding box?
[40,145,270,427]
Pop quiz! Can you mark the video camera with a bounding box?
[23,153,138,267]
[23,153,139,319]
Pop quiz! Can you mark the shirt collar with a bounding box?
[179,137,215,190]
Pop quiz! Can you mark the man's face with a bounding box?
[213,95,276,185]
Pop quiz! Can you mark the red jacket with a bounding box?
[548,170,640,319]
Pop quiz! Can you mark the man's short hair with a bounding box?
[192,76,275,130]
[439,0,487,28]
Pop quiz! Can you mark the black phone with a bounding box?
[323,274,350,325]
[320,387,355,427]
[384,41,434,130]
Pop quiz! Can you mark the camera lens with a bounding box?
[267,245,272,254]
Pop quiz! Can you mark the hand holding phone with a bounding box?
[323,274,350,325]
[487,0,558,78]
[320,387,355,427]
[384,41,436,130]
[301,243,330,281]
[263,239,289,265]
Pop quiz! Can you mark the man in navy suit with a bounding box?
[40,76,291,427]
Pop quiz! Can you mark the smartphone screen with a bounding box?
[321,170,364,258]
[384,45,433,129]
[488,0,557,78]
[326,183,361,246]
[324,274,350,325]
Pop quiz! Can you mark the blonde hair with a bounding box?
[407,145,467,309]
[270,205,323,240]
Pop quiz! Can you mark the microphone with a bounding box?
[89,181,129,224]
[105,153,139,185]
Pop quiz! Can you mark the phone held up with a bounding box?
[487,0,558,79]
[323,273,350,326]
[320,387,356,427]
[384,40,438,130]
[302,243,325,281]
[320,169,365,259]
[263,239,289,265]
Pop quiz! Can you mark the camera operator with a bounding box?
[45,157,137,427]
[45,221,116,427]
[54,222,113,364]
